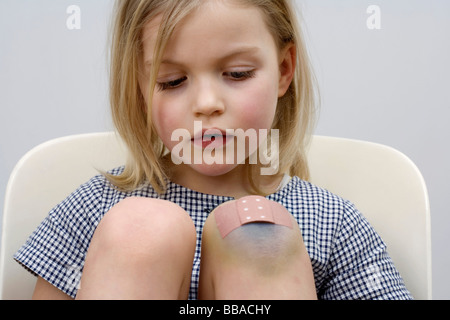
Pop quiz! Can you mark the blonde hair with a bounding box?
[107,0,318,194]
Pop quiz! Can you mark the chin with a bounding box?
[189,163,241,178]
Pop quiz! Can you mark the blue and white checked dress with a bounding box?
[14,166,412,299]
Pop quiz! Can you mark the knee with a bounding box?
[202,197,304,272]
[93,197,197,258]
[205,218,302,269]
[223,223,301,261]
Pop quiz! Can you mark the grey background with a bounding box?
[1,0,449,299]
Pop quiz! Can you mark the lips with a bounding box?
[192,128,233,149]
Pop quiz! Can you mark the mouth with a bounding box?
[192,129,234,149]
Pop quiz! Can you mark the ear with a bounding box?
[278,43,296,98]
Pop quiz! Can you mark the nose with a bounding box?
[192,78,225,117]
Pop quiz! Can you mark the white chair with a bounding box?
[0,133,432,299]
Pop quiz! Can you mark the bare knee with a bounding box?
[94,197,197,257]
[78,197,196,299]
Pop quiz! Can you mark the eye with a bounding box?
[157,76,187,91]
[224,70,256,81]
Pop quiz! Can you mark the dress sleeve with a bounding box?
[318,200,413,300]
[13,175,108,299]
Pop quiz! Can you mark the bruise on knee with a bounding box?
[200,197,316,300]
[204,196,302,275]
[225,223,301,274]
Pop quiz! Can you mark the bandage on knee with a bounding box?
[213,196,293,238]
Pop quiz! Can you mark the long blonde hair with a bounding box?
[107,0,318,194]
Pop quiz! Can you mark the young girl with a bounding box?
[15,0,412,300]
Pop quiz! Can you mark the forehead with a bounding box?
[141,0,277,65]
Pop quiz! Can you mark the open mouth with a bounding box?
[192,130,234,149]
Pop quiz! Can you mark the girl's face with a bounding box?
[140,0,294,181]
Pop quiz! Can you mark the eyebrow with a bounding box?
[144,46,261,67]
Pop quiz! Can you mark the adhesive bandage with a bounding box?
[213,196,293,238]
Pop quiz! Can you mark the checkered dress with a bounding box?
[14,166,412,299]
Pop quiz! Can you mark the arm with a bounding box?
[320,201,412,300]
[32,277,73,300]
[15,175,110,300]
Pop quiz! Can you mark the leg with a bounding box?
[76,197,196,300]
[198,197,317,300]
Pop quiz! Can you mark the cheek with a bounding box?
[151,97,181,148]
[236,80,278,130]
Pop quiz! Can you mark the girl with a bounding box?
[15,0,412,300]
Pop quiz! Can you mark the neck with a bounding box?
[167,162,283,199]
